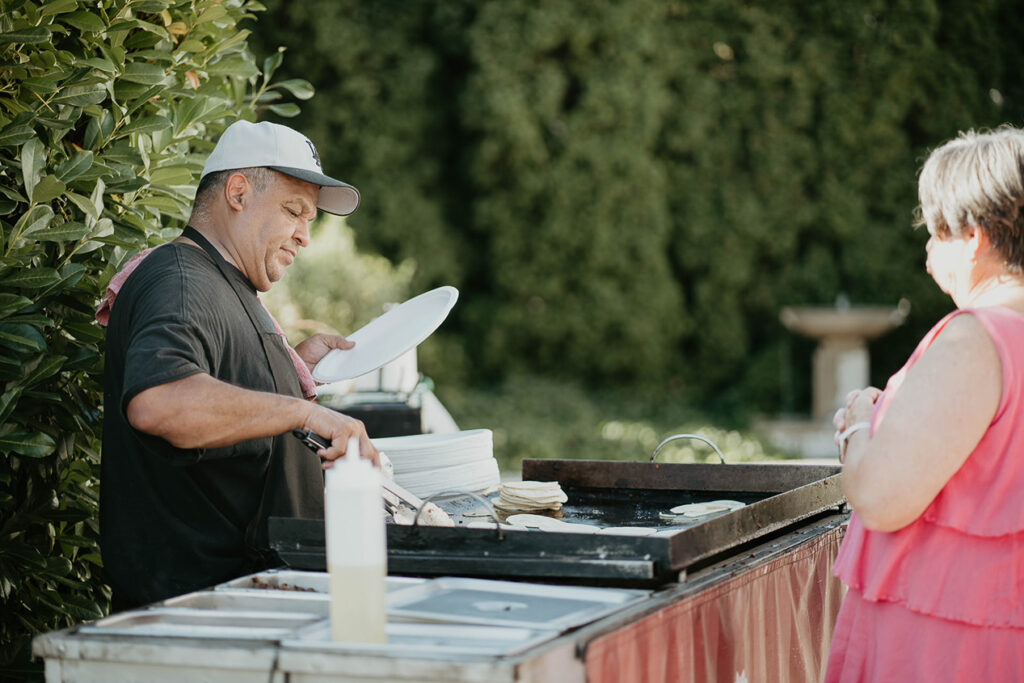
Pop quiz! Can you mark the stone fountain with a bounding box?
[757,295,910,458]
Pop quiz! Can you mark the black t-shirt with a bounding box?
[101,241,323,608]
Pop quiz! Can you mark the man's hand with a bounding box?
[302,403,380,469]
[294,333,354,372]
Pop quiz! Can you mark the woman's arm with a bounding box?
[841,313,1001,531]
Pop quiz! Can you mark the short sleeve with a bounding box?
[111,246,271,465]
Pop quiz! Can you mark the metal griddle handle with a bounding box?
[415,490,504,539]
[650,433,727,464]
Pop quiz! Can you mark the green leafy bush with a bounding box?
[0,0,310,675]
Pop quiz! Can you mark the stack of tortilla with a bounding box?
[493,481,568,512]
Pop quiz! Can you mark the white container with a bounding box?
[324,438,388,643]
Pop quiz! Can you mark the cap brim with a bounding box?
[270,166,360,216]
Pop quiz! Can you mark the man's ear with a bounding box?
[223,172,249,211]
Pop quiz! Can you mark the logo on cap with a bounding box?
[305,140,322,168]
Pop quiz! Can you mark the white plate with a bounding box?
[312,286,458,382]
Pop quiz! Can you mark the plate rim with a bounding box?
[311,285,458,382]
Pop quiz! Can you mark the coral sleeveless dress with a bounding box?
[825,307,1024,682]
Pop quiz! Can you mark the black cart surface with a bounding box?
[271,460,843,585]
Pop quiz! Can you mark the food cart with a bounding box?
[33,460,848,682]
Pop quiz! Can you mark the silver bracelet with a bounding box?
[837,421,871,461]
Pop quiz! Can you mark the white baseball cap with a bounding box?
[201,120,360,216]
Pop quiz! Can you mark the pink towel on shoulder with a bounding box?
[95,245,318,400]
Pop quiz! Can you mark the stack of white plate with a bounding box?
[371,429,499,500]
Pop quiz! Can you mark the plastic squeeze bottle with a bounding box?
[325,437,387,643]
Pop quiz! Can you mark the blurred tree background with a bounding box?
[249,0,1024,418]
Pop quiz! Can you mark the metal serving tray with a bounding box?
[384,577,648,632]
[77,607,320,640]
[217,570,423,594]
[164,588,330,617]
[284,620,558,658]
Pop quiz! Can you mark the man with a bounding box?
[100,120,380,610]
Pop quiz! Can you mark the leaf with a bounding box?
[2,267,61,290]
[0,294,32,318]
[207,57,260,79]
[88,218,114,239]
[135,195,183,212]
[65,192,99,221]
[31,175,66,204]
[176,39,205,53]
[53,534,95,549]
[5,313,52,328]
[0,185,27,203]
[13,205,54,240]
[35,221,90,242]
[105,176,147,193]
[274,78,315,100]
[263,49,284,81]
[21,137,46,200]
[89,177,106,219]
[0,389,21,424]
[134,0,171,11]
[268,103,301,118]
[121,61,167,85]
[37,116,77,133]
[79,552,103,567]
[196,4,229,24]
[120,115,172,136]
[76,56,116,73]
[255,90,282,104]
[0,124,36,148]
[56,262,87,288]
[0,27,52,44]
[21,356,66,388]
[56,150,94,183]
[0,324,47,353]
[62,322,104,343]
[0,546,49,569]
[148,165,192,186]
[21,76,61,95]
[208,27,250,57]
[51,85,107,107]
[62,11,108,34]
[39,0,79,17]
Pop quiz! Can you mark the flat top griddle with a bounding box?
[270,460,843,586]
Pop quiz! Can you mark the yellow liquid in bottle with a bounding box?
[329,563,388,643]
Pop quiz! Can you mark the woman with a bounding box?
[827,126,1024,681]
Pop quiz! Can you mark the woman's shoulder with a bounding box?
[917,309,997,363]
[940,307,1024,358]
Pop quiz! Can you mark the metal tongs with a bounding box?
[292,429,428,515]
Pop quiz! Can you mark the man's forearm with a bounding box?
[126,372,314,449]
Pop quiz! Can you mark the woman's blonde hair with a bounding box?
[916,126,1024,273]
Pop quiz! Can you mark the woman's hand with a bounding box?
[833,387,882,434]
[833,388,882,461]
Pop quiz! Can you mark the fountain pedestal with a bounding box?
[757,300,909,458]
[780,304,908,419]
